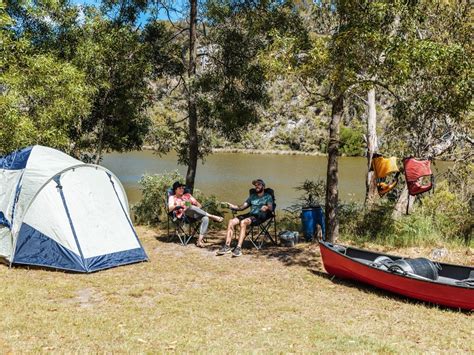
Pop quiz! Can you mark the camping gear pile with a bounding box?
[371,155,434,197]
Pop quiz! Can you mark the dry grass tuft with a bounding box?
[0,226,472,352]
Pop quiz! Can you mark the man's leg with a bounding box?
[225,217,239,245]
[232,218,251,257]
[237,218,252,247]
[217,217,239,255]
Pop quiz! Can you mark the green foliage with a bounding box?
[196,3,273,143]
[132,171,224,226]
[69,14,156,160]
[277,178,327,233]
[3,2,172,161]
[339,125,365,156]
[146,100,180,154]
[132,171,182,225]
[277,210,302,233]
[0,8,94,155]
[340,179,473,248]
[421,175,472,245]
[385,2,473,158]
[294,179,326,208]
[341,163,473,247]
[340,201,436,248]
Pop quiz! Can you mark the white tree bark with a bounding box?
[365,87,379,206]
[393,186,413,219]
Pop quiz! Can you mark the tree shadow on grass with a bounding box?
[252,244,324,270]
[156,227,326,270]
[154,229,230,250]
[152,229,471,313]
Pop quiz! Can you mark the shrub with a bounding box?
[294,179,326,208]
[340,125,365,156]
[391,212,440,247]
[132,171,182,225]
[132,170,225,226]
[339,177,473,247]
[278,208,302,232]
[339,201,442,247]
[420,180,472,245]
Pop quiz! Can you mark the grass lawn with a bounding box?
[0,226,472,352]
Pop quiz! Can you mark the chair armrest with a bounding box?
[168,205,184,215]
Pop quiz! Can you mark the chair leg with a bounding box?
[251,218,277,249]
[168,219,199,246]
[248,227,262,250]
[167,217,177,243]
[273,216,278,245]
[175,225,185,245]
[179,224,193,246]
[242,217,277,250]
[167,217,170,239]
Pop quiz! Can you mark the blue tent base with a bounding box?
[13,223,148,273]
[11,257,148,273]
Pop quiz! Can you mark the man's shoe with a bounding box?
[232,246,242,257]
[216,245,232,255]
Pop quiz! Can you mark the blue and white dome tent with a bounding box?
[0,146,148,272]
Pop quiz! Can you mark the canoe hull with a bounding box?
[319,242,474,310]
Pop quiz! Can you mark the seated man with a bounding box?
[216,179,273,257]
[168,181,223,247]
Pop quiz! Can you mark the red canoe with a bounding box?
[319,241,474,310]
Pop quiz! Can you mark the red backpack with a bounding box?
[403,157,434,196]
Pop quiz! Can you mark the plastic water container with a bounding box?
[301,206,325,242]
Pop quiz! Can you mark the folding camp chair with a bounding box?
[233,188,278,250]
[165,187,199,246]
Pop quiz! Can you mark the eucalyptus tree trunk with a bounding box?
[365,87,378,206]
[393,186,412,219]
[325,95,344,243]
[185,0,198,192]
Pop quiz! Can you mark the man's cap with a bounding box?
[252,179,265,187]
[172,181,185,191]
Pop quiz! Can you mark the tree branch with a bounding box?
[298,78,329,101]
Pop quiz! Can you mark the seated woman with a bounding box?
[168,181,223,247]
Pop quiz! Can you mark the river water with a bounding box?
[101,151,450,209]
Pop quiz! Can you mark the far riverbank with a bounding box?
[142,146,326,156]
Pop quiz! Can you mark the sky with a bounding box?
[70,0,185,24]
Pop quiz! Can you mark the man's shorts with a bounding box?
[236,211,272,226]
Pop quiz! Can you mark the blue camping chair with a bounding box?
[232,188,278,249]
[165,187,199,246]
